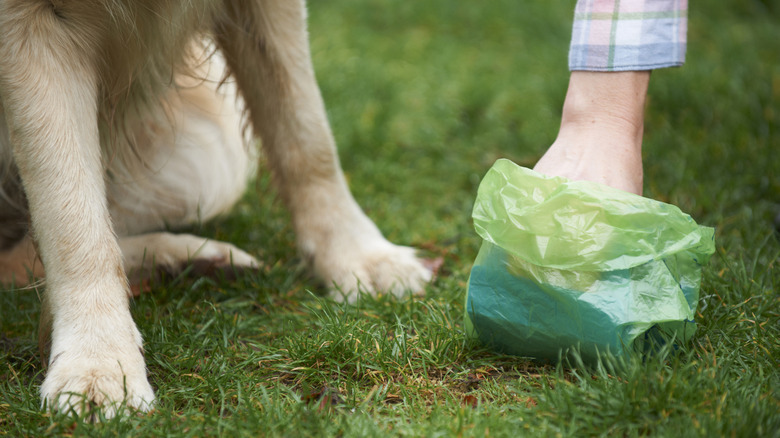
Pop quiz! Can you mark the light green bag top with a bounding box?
[473,159,715,272]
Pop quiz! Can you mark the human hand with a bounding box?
[533,71,650,196]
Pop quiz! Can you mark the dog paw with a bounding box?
[40,329,155,419]
[320,241,436,303]
[168,235,260,278]
[121,233,260,290]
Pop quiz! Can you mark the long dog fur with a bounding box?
[0,0,431,417]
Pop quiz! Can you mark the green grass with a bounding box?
[2,1,778,436]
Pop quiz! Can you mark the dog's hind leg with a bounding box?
[107,55,260,287]
[215,0,433,302]
[0,231,260,293]
[0,2,153,417]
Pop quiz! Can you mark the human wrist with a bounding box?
[559,71,650,142]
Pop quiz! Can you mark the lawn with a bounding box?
[1,1,778,436]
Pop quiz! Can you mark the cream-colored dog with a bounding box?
[0,0,431,417]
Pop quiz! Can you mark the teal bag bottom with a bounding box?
[465,160,714,363]
[466,241,699,362]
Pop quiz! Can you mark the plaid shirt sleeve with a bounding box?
[569,0,688,71]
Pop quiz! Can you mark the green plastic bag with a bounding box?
[465,159,715,362]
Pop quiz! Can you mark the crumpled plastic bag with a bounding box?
[465,159,715,362]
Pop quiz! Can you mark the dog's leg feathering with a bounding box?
[0,2,154,417]
[215,0,433,302]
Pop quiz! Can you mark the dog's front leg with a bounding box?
[0,3,153,417]
[216,0,433,302]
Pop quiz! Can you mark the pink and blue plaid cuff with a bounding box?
[569,0,688,71]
